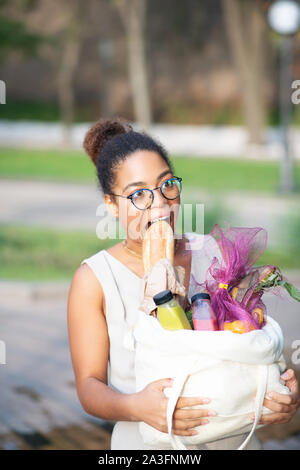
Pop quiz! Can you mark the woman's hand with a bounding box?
[134,378,216,436]
[251,369,300,425]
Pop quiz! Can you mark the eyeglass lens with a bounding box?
[131,178,181,210]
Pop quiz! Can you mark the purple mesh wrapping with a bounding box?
[190,224,273,331]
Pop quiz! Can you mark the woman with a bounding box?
[67,118,300,450]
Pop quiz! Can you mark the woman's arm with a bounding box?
[67,263,136,422]
[67,263,215,435]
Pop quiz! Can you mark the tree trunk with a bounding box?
[57,0,82,146]
[114,0,152,128]
[98,38,115,119]
[222,0,267,145]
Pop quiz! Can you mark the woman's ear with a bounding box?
[104,194,119,219]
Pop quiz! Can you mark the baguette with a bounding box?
[142,220,174,273]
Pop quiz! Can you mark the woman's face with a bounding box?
[107,150,181,243]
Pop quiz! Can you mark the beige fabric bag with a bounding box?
[132,312,290,450]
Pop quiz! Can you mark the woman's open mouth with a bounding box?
[144,212,174,232]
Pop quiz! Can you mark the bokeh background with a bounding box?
[0,0,300,450]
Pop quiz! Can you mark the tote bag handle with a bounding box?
[166,364,268,451]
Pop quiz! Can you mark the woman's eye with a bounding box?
[134,190,145,198]
[164,179,174,187]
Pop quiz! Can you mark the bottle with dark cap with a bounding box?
[191,292,218,331]
[153,289,192,331]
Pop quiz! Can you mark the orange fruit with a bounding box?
[230,287,239,300]
[223,320,254,334]
[251,307,264,325]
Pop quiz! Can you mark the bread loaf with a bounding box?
[142,220,174,273]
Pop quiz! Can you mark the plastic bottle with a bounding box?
[153,289,192,331]
[191,292,218,331]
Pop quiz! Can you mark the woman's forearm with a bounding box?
[78,377,139,422]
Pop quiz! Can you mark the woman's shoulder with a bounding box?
[68,262,105,317]
[80,240,124,267]
[80,247,107,266]
[70,248,108,296]
[76,243,123,296]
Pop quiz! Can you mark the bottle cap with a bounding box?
[191,292,210,303]
[153,289,174,306]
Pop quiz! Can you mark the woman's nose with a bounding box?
[151,188,168,208]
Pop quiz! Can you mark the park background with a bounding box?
[0,0,300,450]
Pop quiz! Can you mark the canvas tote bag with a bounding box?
[129,311,290,450]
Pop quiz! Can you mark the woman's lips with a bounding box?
[143,212,174,232]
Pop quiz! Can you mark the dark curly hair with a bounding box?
[83,117,174,203]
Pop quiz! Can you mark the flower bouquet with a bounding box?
[191,223,300,334]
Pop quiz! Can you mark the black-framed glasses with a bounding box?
[109,176,182,210]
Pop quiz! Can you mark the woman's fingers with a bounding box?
[274,369,300,405]
[280,368,298,389]
[172,429,199,437]
[172,419,209,436]
[171,395,215,436]
[155,378,174,391]
[176,396,211,408]
[265,391,297,406]
[174,407,216,419]
[256,412,292,425]
[263,397,297,414]
[260,376,299,425]
[174,396,216,423]
[172,417,209,431]
[280,369,300,405]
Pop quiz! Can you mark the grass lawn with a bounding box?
[0,223,299,281]
[1,147,300,193]
[0,224,113,280]
[0,148,96,183]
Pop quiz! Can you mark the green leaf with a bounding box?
[185,309,194,329]
[280,281,300,302]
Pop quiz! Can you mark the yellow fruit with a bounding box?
[230,287,239,300]
[251,307,264,325]
[223,320,255,334]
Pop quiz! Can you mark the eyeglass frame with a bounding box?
[108,176,182,210]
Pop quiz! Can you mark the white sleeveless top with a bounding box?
[80,232,261,450]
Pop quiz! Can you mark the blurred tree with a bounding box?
[113,0,152,128]
[222,0,268,145]
[0,0,44,62]
[56,0,85,145]
[1,0,87,143]
[97,38,115,119]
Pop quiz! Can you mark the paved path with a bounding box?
[1,178,300,250]
[0,179,101,232]
[1,121,300,160]
[0,292,112,450]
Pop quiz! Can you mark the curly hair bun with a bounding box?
[83,118,133,166]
